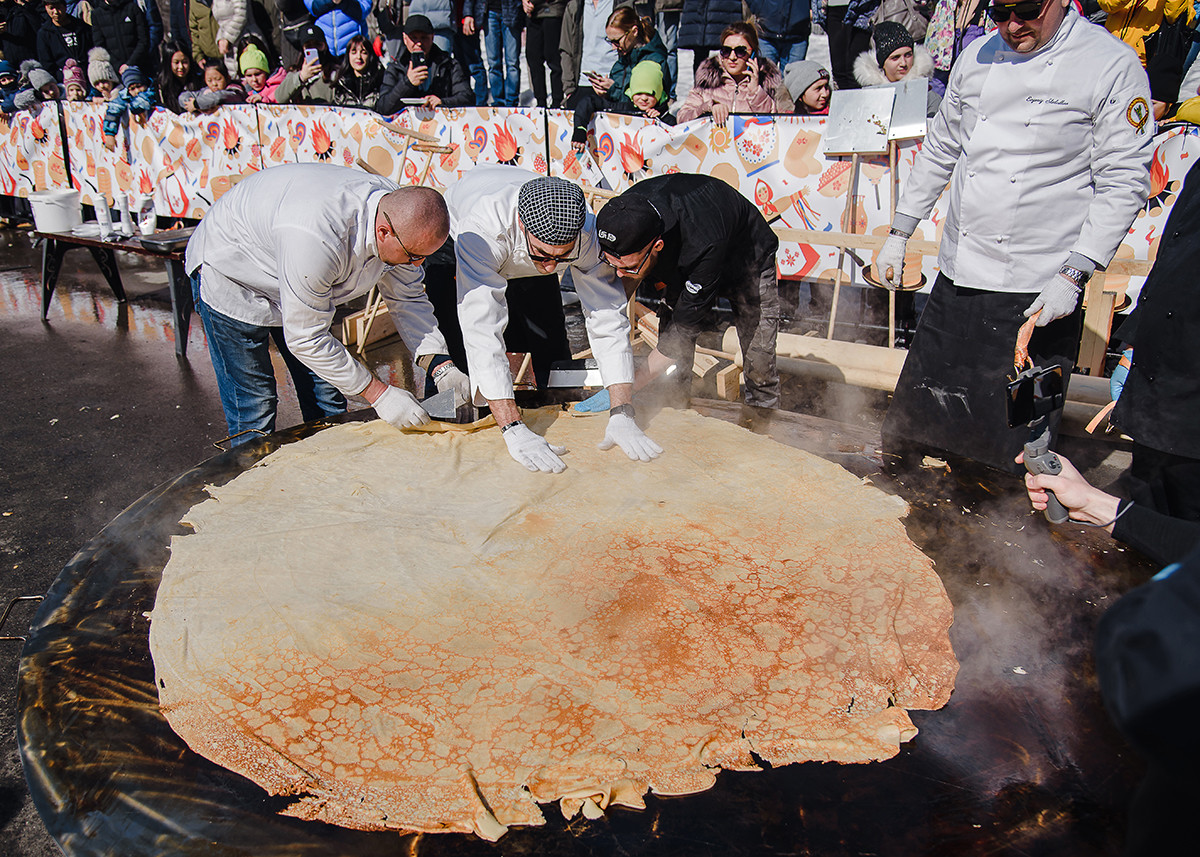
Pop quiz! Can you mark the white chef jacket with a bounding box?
[443,165,634,403]
[185,164,449,397]
[897,10,1152,293]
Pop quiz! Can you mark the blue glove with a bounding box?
[1110,348,1133,402]
[572,388,610,414]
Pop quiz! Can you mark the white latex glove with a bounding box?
[373,386,430,429]
[1024,275,1081,327]
[432,362,471,404]
[598,412,663,462]
[503,422,568,473]
[873,234,908,289]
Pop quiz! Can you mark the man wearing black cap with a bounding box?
[871,0,1152,472]
[594,173,781,409]
[376,13,473,113]
[438,164,662,474]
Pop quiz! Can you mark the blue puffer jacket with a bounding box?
[305,0,371,57]
[811,0,879,30]
[677,0,742,50]
[745,0,812,39]
[103,85,158,136]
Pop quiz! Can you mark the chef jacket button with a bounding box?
[1110,98,1117,105]
[1010,176,1017,183]
[997,236,1004,243]
[1174,231,1181,238]
[1167,311,1174,319]
[969,170,976,177]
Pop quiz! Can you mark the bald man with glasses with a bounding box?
[435,164,662,473]
[871,0,1153,472]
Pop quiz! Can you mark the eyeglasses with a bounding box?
[718,45,753,59]
[986,0,1050,22]
[603,243,656,276]
[605,34,626,46]
[524,226,578,265]
[382,210,427,264]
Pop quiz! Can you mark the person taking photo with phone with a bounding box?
[376,13,471,113]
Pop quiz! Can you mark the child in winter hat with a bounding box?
[88,47,119,100]
[62,60,88,102]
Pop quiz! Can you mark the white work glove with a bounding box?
[373,386,431,429]
[873,233,908,290]
[503,422,568,473]
[598,412,663,462]
[1023,275,1082,327]
[431,361,471,403]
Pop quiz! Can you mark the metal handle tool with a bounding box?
[1023,425,1069,524]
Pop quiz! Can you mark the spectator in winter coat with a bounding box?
[375,14,471,112]
[572,57,673,150]
[102,63,156,148]
[814,0,880,90]
[853,20,943,116]
[274,32,337,103]
[676,0,740,73]
[408,0,454,51]
[304,0,371,57]
[560,0,617,105]
[329,33,382,108]
[1100,0,1193,66]
[239,41,282,101]
[156,38,202,111]
[2,0,45,67]
[574,6,670,108]
[189,0,248,73]
[745,0,811,69]
[10,59,61,110]
[784,59,830,114]
[37,0,92,79]
[179,58,246,110]
[655,0,682,99]
[0,59,18,107]
[91,0,149,71]
[676,21,789,124]
[87,44,118,97]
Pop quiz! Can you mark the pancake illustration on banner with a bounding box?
[733,116,779,176]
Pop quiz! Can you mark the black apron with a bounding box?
[882,274,1083,474]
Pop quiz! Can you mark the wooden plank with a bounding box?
[716,364,742,401]
[1078,272,1115,377]
[772,227,940,257]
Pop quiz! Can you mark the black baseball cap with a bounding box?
[595,196,663,256]
[404,14,434,35]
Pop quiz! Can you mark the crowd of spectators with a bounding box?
[0,0,1198,147]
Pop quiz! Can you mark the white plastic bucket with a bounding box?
[28,189,83,233]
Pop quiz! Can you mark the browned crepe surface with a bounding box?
[149,408,957,839]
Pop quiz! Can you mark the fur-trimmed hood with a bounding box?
[692,53,783,94]
[852,44,935,88]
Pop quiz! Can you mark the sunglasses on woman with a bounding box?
[718,45,753,59]
[986,0,1051,22]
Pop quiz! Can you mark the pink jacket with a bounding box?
[676,55,789,122]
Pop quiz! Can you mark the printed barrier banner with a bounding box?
[4,103,1197,298]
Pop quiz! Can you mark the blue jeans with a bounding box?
[758,35,809,70]
[657,10,680,99]
[192,271,346,444]
[455,29,489,105]
[484,10,521,106]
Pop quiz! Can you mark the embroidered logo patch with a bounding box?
[684,280,703,294]
[1126,98,1149,134]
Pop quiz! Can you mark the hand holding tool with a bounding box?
[1023,274,1081,326]
[374,386,430,429]
[1022,421,1069,524]
[873,233,908,290]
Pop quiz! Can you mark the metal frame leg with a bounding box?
[87,246,126,302]
[40,237,67,320]
[165,260,193,358]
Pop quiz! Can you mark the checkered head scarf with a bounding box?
[517,177,586,245]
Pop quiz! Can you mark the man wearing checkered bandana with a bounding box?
[434,165,662,474]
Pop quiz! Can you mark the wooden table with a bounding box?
[36,229,193,358]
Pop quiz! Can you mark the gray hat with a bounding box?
[517,177,586,246]
[26,62,55,92]
[13,89,39,110]
[783,60,830,103]
[88,47,118,86]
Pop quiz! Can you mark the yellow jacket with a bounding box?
[1099,0,1195,65]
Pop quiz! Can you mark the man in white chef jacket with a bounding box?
[871,0,1152,471]
[186,163,470,445]
[443,165,663,474]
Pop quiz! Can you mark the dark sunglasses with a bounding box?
[524,226,578,265]
[604,34,626,46]
[986,0,1050,22]
[718,45,753,59]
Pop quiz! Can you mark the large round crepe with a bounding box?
[149,408,957,839]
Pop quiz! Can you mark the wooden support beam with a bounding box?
[716,364,742,401]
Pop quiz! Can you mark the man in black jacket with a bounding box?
[375,14,471,114]
[90,0,148,71]
[594,173,781,408]
[37,0,92,80]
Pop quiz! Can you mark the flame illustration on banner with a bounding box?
[619,133,644,179]
[30,115,46,144]
[138,169,154,195]
[494,122,520,164]
[312,120,334,161]
[222,120,241,157]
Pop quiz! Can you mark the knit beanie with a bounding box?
[14,89,39,110]
[626,60,664,103]
[0,60,14,79]
[873,21,914,68]
[783,60,830,103]
[239,45,270,74]
[88,47,118,86]
[22,60,54,92]
[121,65,150,89]
[62,59,86,90]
